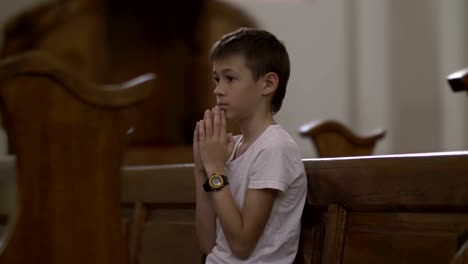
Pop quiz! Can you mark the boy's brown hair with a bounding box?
[209,28,290,114]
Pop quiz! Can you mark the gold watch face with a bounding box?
[209,174,224,188]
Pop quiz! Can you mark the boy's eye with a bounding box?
[226,76,234,82]
[213,77,219,84]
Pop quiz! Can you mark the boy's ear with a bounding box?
[262,72,279,95]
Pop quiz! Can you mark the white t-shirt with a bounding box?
[205,124,307,264]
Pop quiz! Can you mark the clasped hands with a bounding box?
[193,106,234,178]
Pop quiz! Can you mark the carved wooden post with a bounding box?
[448,67,468,94]
[299,120,385,158]
[0,52,155,264]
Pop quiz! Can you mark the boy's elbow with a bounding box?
[231,242,255,260]
[200,241,215,255]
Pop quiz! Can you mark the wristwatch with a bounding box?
[203,173,229,192]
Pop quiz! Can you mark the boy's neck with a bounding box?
[238,112,276,145]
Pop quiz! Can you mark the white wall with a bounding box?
[439,0,468,151]
[353,1,391,155]
[229,0,468,158]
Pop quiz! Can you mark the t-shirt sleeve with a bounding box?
[248,142,301,192]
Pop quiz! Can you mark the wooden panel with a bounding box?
[295,205,326,264]
[322,205,347,264]
[305,151,468,207]
[121,164,202,263]
[342,212,468,264]
[123,146,193,165]
[128,202,148,264]
[139,208,202,264]
[121,164,195,204]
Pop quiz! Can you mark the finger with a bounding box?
[193,123,198,152]
[193,123,200,162]
[219,110,227,140]
[204,110,212,138]
[193,122,198,143]
[198,120,206,142]
[213,106,221,138]
[221,110,227,133]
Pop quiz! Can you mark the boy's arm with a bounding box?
[198,107,279,259]
[195,170,217,254]
[194,123,217,254]
[208,171,278,259]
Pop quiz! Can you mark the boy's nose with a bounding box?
[213,85,224,96]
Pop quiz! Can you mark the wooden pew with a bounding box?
[120,151,468,264]
[303,151,468,264]
[1,151,467,263]
[0,51,154,264]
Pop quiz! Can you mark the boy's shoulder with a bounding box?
[256,125,301,154]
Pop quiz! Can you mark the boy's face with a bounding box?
[212,55,264,121]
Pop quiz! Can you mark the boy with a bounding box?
[193,28,307,263]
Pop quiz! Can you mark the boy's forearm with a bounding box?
[195,170,217,254]
[201,168,254,258]
[211,187,250,258]
[204,168,244,248]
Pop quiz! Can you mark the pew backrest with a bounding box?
[300,151,468,264]
[0,51,154,264]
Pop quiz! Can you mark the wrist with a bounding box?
[194,168,206,179]
[205,167,226,178]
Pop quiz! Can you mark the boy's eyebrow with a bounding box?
[213,68,238,76]
[219,69,236,74]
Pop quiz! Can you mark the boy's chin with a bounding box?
[226,113,237,122]
[224,110,233,119]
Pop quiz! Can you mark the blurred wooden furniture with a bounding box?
[448,67,468,94]
[1,0,256,165]
[299,120,385,157]
[0,51,154,264]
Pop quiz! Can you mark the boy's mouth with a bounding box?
[217,103,228,110]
